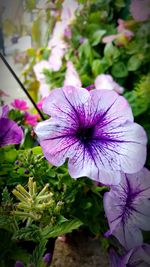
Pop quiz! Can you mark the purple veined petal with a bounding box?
[35,118,80,166]
[104,169,150,250]
[132,199,150,231]
[42,85,89,119]
[90,89,134,125]
[113,222,143,250]
[0,118,23,147]
[124,168,150,199]
[121,244,150,267]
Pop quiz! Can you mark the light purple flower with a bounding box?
[61,0,80,25]
[121,244,150,266]
[94,74,124,94]
[0,105,23,148]
[35,86,147,185]
[11,99,29,111]
[104,168,150,249]
[64,61,82,87]
[109,244,150,267]
[130,0,150,21]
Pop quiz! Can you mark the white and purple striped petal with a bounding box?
[35,86,147,185]
[104,168,150,249]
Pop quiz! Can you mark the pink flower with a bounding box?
[130,0,150,21]
[24,112,40,126]
[102,19,134,46]
[48,44,66,72]
[37,97,47,110]
[64,61,82,87]
[11,99,29,111]
[94,74,124,94]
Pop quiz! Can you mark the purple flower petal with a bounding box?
[35,86,147,185]
[121,244,150,266]
[0,118,23,147]
[0,105,9,118]
[104,168,150,249]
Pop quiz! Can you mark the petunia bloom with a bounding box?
[109,244,150,267]
[94,74,124,94]
[121,243,150,266]
[102,19,134,46]
[35,86,147,185]
[130,0,150,21]
[0,105,23,147]
[24,112,40,127]
[64,61,82,87]
[11,99,29,111]
[104,168,150,249]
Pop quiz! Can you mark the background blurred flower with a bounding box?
[64,61,82,87]
[130,0,150,21]
[24,112,40,127]
[43,253,52,266]
[94,74,124,94]
[104,168,150,249]
[14,261,24,267]
[0,105,23,147]
[102,19,134,46]
[35,86,147,185]
[11,99,29,111]
[37,97,47,110]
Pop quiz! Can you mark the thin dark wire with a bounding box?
[0,52,45,120]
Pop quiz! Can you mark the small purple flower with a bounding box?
[104,168,150,249]
[43,253,52,265]
[35,86,147,185]
[0,105,23,148]
[14,261,24,267]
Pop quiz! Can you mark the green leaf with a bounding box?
[32,146,43,155]
[92,59,104,76]
[127,55,141,71]
[41,219,83,239]
[4,149,18,163]
[78,40,93,63]
[104,42,120,64]
[90,30,106,46]
[111,62,128,78]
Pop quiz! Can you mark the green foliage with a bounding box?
[41,219,83,239]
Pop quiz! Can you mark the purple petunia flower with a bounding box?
[0,105,23,148]
[35,86,147,185]
[121,243,150,266]
[104,168,150,249]
[109,244,150,267]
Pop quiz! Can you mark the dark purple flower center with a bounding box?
[76,126,94,144]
